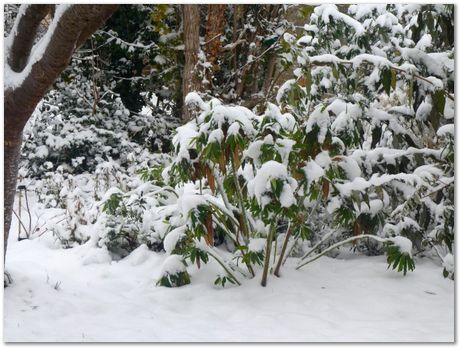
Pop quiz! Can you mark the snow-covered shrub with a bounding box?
[99,182,177,257]
[20,47,179,179]
[157,255,191,287]
[117,93,418,287]
[277,4,454,277]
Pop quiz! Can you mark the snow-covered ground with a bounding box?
[4,226,454,342]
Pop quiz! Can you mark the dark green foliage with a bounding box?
[214,274,237,287]
[103,193,123,215]
[385,244,415,276]
[157,271,191,288]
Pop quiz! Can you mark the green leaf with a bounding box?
[301,5,314,19]
[391,69,397,90]
[407,79,413,106]
[381,68,392,96]
[305,67,313,95]
[332,66,340,80]
[432,90,446,114]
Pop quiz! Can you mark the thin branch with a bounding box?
[296,234,388,270]
[282,198,321,265]
[240,32,284,70]
[206,248,242,286]
[202,33,223,46]
[99,30,158,50]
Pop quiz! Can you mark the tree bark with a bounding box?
[4,129,23,263]
[205,4,227,72]
[7,5,52,72]
[4,4,118,267]
[182,5,201,122]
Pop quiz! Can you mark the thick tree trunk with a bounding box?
[182,5,201,122]
[205,5,227,72]
[3,128,23,262]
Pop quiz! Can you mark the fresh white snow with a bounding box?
[4,233,453,342]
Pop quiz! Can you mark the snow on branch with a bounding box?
[307,53,454,101]
[4,5,118,126]
[5,5,72,90]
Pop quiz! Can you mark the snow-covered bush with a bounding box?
[277,4,454,277]
[157,255,191,287]
[108,4,452,286]
[99,93,419,287]
[20,44,179,179]
[99,180,178,257]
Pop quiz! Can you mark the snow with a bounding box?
[348,4,387,20]
[314,5,365,36]
[276,79,295,103]
[329,101,362,133]
[163,226,187,255]
[442,254,454,274]
[247,161,297,208]
[212,105,258,136]
[207,128,224,144]
[3,3,455,343]
[172,123,198,161]
[160,254,186,276]
[306,106,330,144]
[243,135,274,166]
[337,157,362,180]
[415,34,432,51]
[227,122,240,136]
[388,236,413,257]
[303,160,325,183]
[436,124,454,138]
[184,92,208,112]
[280,183,296,208]
[264,103,296,132]
[248,238,266,253]
[4,235,454,342]
[314,151,332,169]
[176,184,206,217]
[443,99,454,119]
[336,171,431,197]
[276,138,296,164]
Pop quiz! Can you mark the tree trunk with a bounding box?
[3,128,23,262]
[205,4,227,76]
[182,5,201,122]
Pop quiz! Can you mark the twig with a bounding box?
[206,248,242,286]
[296,234,388,270]
[282,198,321,265]
[99,30,158,50]
[240,32,284,70]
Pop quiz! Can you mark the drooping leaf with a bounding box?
[381,68,392,95]
[432,90,446,114]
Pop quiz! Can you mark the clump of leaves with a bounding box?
[157,271,191,288]
[385,244,415,276]
[214,274,237,287]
